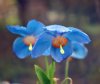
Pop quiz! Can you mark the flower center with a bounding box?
[23,36,36,51]
[52,36,68,54]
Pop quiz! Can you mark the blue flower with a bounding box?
[32,25,91,62]
[7,19,45,59]
[43,42,88,60]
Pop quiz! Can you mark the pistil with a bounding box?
[60,45,65,54]
[29,43,32,51]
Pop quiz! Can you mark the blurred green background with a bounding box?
[0,0,100,84]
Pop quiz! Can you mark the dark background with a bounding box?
[0,0,100,84]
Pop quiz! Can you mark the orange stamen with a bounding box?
[23,36,36,45]
[52,36,68,48]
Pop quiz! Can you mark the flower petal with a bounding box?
[31,32,53,58]
[44,25,71,33]
[63,27,91,44]
[13,37,30,59]
[42,47,51,56]
[71,42,88,59]
[27,19,45,36]
[6,25,29,36]
[51,40,73,62]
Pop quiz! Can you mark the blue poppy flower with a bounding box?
[7,19,45,59]
[43,42,88,60]
[71,42,88,59]
[32,25,91,62]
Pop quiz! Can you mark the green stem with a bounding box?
[61,77,72,84]
[53,80,57,84]
[51,60,56,84]
[45,57,49,74]
[65,60,69,84]
[36,81,40,84]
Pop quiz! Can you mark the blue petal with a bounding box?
[44,25,71,33]
[13,37,30,59]
[43,47,51,56]
[71,42,88,59]
[63,27,91,44]
[51,40,73,62]
[6,25,29,36]
[27,19,45,36]
[31,32,53,58]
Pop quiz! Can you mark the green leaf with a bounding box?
[48,61,55,79]
[34,65,50,84]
